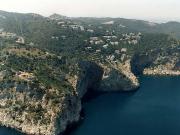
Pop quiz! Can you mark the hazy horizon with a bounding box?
[0,0,180,23]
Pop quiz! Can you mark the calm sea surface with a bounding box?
[1,76,180,135]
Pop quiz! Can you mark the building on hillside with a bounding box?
[115,50,120,54]
[110,41,119,45]
[87,29,94,33]
[96,49,101,53]
[57,21,65,25]
[16,37,25,44]
[121,48,127,53]
[103,44,109,49]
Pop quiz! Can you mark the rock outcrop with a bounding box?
[131,47,180,76]
[53,95,81,135]
[130,53,156,75]
[0,52,139,135]
[76,61,104,98]
[143,60,180,76]
[0,93,81,135]
[99,60,139,91]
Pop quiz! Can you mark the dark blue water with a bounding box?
[0,127,23,135]
[70,76,180,135]
[1,76,180,135]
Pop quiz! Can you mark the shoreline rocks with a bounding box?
[0,94,81,135]
[99,60,139,91]
[1,58,179,135]
[143,63,180,76]
[143,68,180,76]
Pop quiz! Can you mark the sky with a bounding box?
[0,0,179,22]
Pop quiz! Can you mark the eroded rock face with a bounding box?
[75,60,139,93]
[0,81,81,135]
[0,59,139,135]
[131,53,156,76]
[174,60,180,70]
[76,61,104,98]
[130,48,180,76]
[54,95,81,135]
[99,60,139,91]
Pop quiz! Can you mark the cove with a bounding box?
[69,76,180,135]
[1,76,180,135]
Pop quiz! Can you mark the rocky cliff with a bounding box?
[130,37,180,76]
[0,92,81,135]
[99,60,139,91]
[0,45,139,135]
[76,61,104,98]
[0,10,180,135]
[0,46,82,135]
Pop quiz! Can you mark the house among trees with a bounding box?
[16,37,25,44]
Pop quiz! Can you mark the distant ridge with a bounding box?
[49,13,68,20]
[0,10,180,38]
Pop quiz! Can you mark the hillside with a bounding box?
[0,10,180,135]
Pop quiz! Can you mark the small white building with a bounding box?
[51,36,59,40]
[87,29,94,33]
[96,49,101,53]
[107,55,115,61]
[103,36,117,39]
[70,25,79,30]
[16,37,25,44]
[90,37,99,41]
[115,50,120,54]
[102,21,114,25]
[121,48,127,53]
[95,40,104,45]
[57,21,65,25]
[86,47,92,50]
[79,26,85,31]
[29,42,34,46]
[110,41,119,45]
[119,24,126,28]
[103,44,109,49]
[131,40,138,45]
[121,54,126,61]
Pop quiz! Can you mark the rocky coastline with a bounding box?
[143,68,180,76]
[0,60,140,135]
[1,58,180,135]
[0,10,179,135]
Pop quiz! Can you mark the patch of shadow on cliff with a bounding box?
[77,61,104,98]
[82,86,139,103]
[60,109,85,135]
[130,52,157,76]
[174,60,180,70]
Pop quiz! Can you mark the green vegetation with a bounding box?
[0,10,180,134]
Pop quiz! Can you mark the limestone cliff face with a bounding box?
[174,60,180,70]
[74,60,139,93]
[99,60,139,91]
[143,57,180,76]
[130,53,156,76]
[131,47,180,76]
[53,95,81,135]
[0,83,81,135]
[0,58,139,135]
